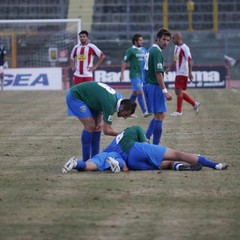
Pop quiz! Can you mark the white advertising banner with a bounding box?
[94,65,226,88]
[3,68,62,90]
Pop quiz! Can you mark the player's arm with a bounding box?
[70,58,75,72]
[90,52,105,72]
[120,61,127,82]
[120,50,130,82]
[70,46,77,72]
[155,72,172,101]
[188,57,193,81]
[122,162,128,172]
[103,123,120,136]
[3,55,8,68]
[136,126,148,142]
[94,113,103,131]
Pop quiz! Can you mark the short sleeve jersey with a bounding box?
[103,126,147,160]
[145,44,164,85]
[0,46,6,66]
[174,43,192,77]
[70,82,122,125]
[70,43,104,77]
[123,46,145,79]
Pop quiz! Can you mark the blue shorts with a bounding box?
[144,83,167,113]
[66,90,98,118]
[127,142,167,170]
[130,77,143,91]
[143,83,151,111]
[88,151,125,171]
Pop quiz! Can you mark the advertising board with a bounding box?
[3,68,62,90]
[94,65,226,88]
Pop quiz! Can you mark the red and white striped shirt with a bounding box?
[71,43,104,77]
[174,43,192,77]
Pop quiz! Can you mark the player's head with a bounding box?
[172,32,182,45]
[132,33,143,48]
[118,99,137,119]
[79,30,89,45]
[155,28,171,50]
[156,28,171,40]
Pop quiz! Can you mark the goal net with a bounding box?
[0,19,81,68]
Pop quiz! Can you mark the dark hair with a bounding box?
[121,99,137,114]
[132,33,143,45]
[79,30,89,36]
[156,28,171,40]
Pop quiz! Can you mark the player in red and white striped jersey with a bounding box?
[166,32,200,116]
[70,30,105,85]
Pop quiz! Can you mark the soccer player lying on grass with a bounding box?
[62,126,228,173]
[62,151,204,174]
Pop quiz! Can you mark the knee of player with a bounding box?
[84,124,97,132]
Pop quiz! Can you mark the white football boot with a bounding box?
[62,156,77,173]
[107,157,121,173]
[193,102,200,115]
[215,163,228,170]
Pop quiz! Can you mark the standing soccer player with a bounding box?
[144,28,172,145]
[0,45,7,91]
[70,30,105,85]
[165,32,200,116]
[120,33,150,118]
[66,81,137,161]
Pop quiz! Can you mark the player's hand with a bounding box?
[122,164,128,172]
[95,122,103,131]
[165,67,170,74]
[164,92,172,101]
[89,66,97,72]
[189,72,193,81]
[119,74,124,82]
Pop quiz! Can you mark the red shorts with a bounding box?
[73,76,93,85]
[175,75,188,90]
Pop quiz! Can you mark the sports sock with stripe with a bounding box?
[173,162,184,171]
